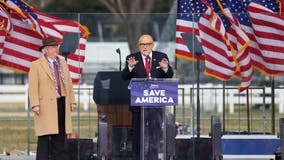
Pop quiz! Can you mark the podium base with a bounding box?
[111,125,133,159]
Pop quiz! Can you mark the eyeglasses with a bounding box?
[139,43,153,48]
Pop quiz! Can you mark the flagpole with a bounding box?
[196,54,201,139]
[222,81,226,133]
[180,32,202,159]
[194,46,202,160]
[246,89,250,133]
[271,77,275,134]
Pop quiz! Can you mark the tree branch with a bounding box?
[97,0,118,13]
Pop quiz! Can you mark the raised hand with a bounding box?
[127,56,139,67]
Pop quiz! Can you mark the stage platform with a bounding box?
[0,151,278,160]
[0,154,277,160]
[0,154,35,160]
[0,134,280,160]
[175,134,280,160]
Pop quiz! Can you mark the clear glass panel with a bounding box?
[142,107,165,160]
[1,11,284,160]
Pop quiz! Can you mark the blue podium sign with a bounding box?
[130,79,178,106]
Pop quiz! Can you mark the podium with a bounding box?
[129,78,178,160]
[93,71,132,159]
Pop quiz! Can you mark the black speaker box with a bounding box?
[68,138,97,160]
[175,137,212,160]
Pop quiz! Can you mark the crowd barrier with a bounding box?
[0,84,283,113]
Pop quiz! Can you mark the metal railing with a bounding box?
[0,84,283,156]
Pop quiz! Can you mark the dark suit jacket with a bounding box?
[122,51,173,80]
[122,51,174,111]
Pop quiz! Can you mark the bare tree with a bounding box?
[97,0,155,53]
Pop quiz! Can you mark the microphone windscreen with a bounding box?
[116,48,120,54]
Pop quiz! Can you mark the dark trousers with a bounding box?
[36,97,70,160]
[131,107,163,160]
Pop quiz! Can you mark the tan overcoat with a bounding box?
[28,57,76,136]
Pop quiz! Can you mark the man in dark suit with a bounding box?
[122,34,173,159]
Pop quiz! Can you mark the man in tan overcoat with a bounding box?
[29,36,76,160]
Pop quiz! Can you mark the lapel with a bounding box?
[137,53,147,75]
[151,52,157,68]
[39,57,53,80]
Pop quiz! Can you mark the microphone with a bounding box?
[115,48,122,71]
[116,48,121,55]
[146,55,151,60]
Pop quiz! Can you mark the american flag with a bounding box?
[230,0,283,76]
[247,1,284,76]
[175,0,206,60]
[228,21,253,92]
[3,0,44,36]
[198,1,236,81]
[0,0,89,83]
[216,0,253,92]
[0,5,12,59]
[0,5,12,34]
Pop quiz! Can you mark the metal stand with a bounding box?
[140,107,145,160]
[166,108,176,160]
[211,116,222,160]
[280,118,284,160]
[98,119,107,160]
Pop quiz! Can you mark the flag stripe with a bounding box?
[248,2,284,75]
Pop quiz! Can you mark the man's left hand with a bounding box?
[71,103,77,111]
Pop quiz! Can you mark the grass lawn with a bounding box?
[0,103,283,153]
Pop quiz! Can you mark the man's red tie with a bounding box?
[145,56,150,77]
